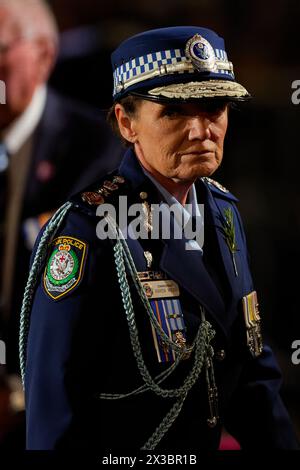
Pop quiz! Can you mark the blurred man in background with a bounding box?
[0,0,121,446]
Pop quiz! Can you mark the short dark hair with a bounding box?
[107,95,144,147]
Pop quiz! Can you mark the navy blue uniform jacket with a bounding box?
[24,149,298,450]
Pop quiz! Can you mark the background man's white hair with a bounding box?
[0,0,59,46]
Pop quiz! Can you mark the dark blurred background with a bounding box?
[1,0,300,449]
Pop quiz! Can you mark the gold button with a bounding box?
[215,349,226,361]
[207,417,218,428]
[140,191,148,200]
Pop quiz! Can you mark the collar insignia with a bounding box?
[203,177,229,193]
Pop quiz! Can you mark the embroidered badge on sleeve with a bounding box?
[43,236,88,300]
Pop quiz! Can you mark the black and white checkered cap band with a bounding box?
[113,47,233,96]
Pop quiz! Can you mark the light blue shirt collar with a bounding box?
[141,165,203,252]
[142,166,200,218]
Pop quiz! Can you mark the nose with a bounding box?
[188,115,211,140]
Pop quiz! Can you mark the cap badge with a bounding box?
[185,34,216,72]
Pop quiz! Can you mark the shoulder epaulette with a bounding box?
[81,174,126,206]
[69,172,128,217]
[202,177,238,202]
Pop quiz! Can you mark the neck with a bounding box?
[153,171,192,205]
[136,154,194,206]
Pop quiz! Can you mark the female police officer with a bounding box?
[20,26,298,450]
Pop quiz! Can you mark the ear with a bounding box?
[114,104,137,143]
[34,37,57,83]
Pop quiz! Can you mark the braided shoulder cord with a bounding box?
[19,202,73,387]
[100,357,181,400]
[100,215,216,449]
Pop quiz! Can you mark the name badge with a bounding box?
[141,279,180,299]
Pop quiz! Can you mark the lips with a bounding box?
[179,148,215,156]
[181,150,214,157]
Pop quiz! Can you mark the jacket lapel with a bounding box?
[200,182,235,293]
[200,181,244,298]
[159,233,227,335]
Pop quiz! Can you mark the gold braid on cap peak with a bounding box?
[148,80,250,100]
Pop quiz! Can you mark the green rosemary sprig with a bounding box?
[223,207,238,276]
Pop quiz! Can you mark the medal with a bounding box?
[242,291,263,357]
[143,251,153,269]
[140,192,153,232]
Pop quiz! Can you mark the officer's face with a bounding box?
[117,99,228,182]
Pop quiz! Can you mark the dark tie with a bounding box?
[0,142,9,319]
[0,143,9,214]
[0,142,9,194]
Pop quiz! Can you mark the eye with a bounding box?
[201,102,228,115]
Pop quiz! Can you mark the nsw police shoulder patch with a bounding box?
[43,236,88,300]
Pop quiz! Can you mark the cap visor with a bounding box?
[147,80,251,101]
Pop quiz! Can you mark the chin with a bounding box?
[182,162,220,180]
